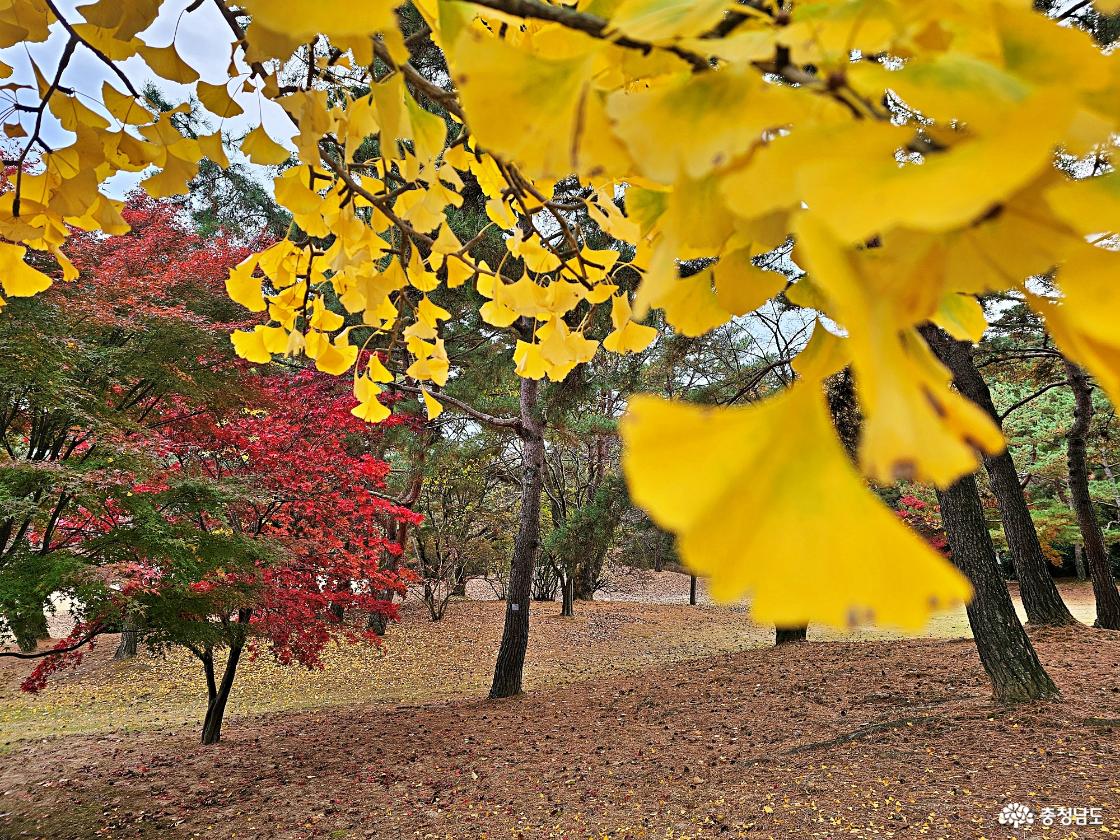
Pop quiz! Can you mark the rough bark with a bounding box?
[1065,359,1120,630]
[920,325,1076,626]
[113,619,138,661]
[775,626,808,645]
[936,475,1058,702]
[489,378,544,699]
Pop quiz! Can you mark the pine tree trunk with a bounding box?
[775,626,807,645]
[490,378,544,699]
[560,573,574,617]
[113,619,138,661]
[1074,544,1088,582]
[937,474,1058,702]
[920,325,1075,626]
[1065,359,1120,630]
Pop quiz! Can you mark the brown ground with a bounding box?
[1,583,1116,839]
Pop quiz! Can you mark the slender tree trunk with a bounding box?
[1065,359,1120,630]
[937,475,1058,702]
[689,575,697,606]
[10,609,49,653]
[201,610,250,745]
[1074,544,1088,582]
[560,572,574,617]
[920,325,1076,626]
[775,626,807,645]
[114,618,138,660]
[490,378,544,699]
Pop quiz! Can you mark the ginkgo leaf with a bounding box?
[226,258,265,312]
[241,0,397,38]
[450,27,600,179]
[141,43,200,84]
[353,376,391,422]
[607,67,805,182]
[620,384,973,630]
[421,387,444,420]
[795,213,1004,487]
[242,125,291,165]
[932,292,987,343]
[0,242,52,297]
[609,0,731,42]
[792,321,850,382]
[196,81,243,119]
[231,326,275,363]
[1029,290,1120,409]
[603,294,657,354]
[659,271,732,337]
[1046,172,1120,237]
[311,333,358,375]
[712,248,786,316]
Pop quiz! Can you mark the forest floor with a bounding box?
[0,581,1115,839]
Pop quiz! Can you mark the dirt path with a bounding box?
[2,627,1119,839]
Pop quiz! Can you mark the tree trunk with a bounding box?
[920,325,1076,626]
[1074,544,1088,582]
[114,619,138,661]
[489,377,544,699]
[775,626,807,645]
[560,572,574,617]
[201,610,250,745]
[689,575,697,606]
[10,609,49,653]
[1065,359,1120,630]
[936,474,1058,702]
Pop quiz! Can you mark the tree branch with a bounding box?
[395,383,522,430]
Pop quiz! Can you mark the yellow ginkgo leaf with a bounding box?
[311,332,358,375]
[230,326,274,364]
[659,271,732,337]
[1046,172,1120,237]
[609,0,731,43]
[421,387,444,420]
[712,248,786,316]
[450,27,600,179]
[196,81,243,119]
[141,43,200,84]
[352,376,391,423]
[792,320,850,382]
[513,339,547,379]
[620,383,973,630]
[0,242,52,297]
[603,294,657,354]
[225,257,265,312]
[932,292,987,344]
[242,124,291,165]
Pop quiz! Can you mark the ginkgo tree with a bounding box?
[4,0,1120,699]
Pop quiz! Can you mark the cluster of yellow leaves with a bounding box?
[5,0,1120,630]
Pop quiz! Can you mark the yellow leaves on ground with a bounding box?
[621,383,972,630]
